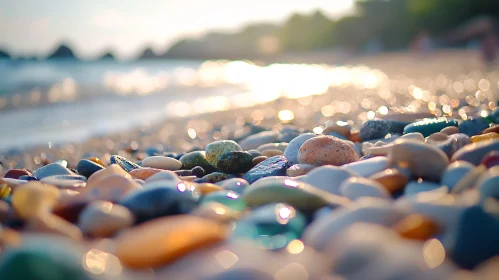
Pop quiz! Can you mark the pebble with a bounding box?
[297,135,359,166]
[243,156,288,184]
[40,175,86,189]
[471,132,499,143]
[142,156,182,170]
[201,191,247,211]
[451,139,499,165]
[481,125,499,135]
[217,151,253,174]
[82,174,141,202]
[191,202,240,223]
[256,142,288,152]
[145,170,181,183]
[205,140,242,167]
[34,163,75,180]
[78,201,134,237]
[440,161,475,190]
[12,182,60,219]
[403,181,443,196]
[115,215,227,268]
[339,177,391,200]
[403,117,459,137]
[323,123,351,138]
[286,164,316,177]
[76,159,104,178]
[202,172,229,183]
[441,126,459,135]
[342,156,388,177]
[392,214,439,240]
[219,178,249,193]
[26,214,83,240]
[129,167,163,180]
[481,151,499,168]
[86,164,131,189]
[239,130,281,150]
[476,166,499,201]
[283,133,316,166]
[458,117,490,137]
[3,169,33,179]
[179,151,217,173]
[359,119,390,140]
[261,149,283,157]
[370,168,409,194]
[196,183,224,194]
[110,155,141,172]
[300,165,356,195]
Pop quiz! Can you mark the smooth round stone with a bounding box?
[392,214,439,240]
[256,143,288,152]
[3,169,33,179]
[283,133,316,166]
[342,156,388,178]
[459,117,490,137]
[142,156,182,170]
[388,139,449,181]
[252,156,268,166]
[239,130,281,151]
[76,159,103,178]
[261,149,283,157]
[26,214,83,241]
[286,164,316,177]
[217,151,253,174]
[34,163,75,180]
[243,156,288,184]
[247,149,262,158]
[300,165,356,195]
[441,126,459,135]
[370,168,409,194]
[12,182,60,219]
[78,201,134,237]
[196,183,224,195]
[400,132,425,142]
[471,132,499,143]
[145,170,181,183]
[243,177,350,210]
[359,119,390,141]
[203,172,229,183]
[119,184,200,223]
[481,151,499,168]
[115,215,227,269]
[192,202,240,223]
[86,164,131,189]
[446,205,499,269]
[0,240,89,280]
[110,155,141,172]
[298,135,359,166]
[403,181,443,196]
[205,140,242,168]
[219,178,250,194]
[129,167,163,180]
[82,174,141,202]
[451,139,499,165]
[339,177,391,200]
[179,151,217,173]
[232,203,306,249]
[201,191,247,211]
[40,175,86,189]
[441,161,474,190]
[477,166,499,201]
[403,118,459,137]
[426,132,449,143]
[303,201,406,251]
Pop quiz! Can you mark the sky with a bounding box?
[0,0,355,59]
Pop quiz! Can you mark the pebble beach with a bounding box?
[2,50,499,279]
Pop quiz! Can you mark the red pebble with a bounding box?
[3,169,33,179]
[481,151,499,168]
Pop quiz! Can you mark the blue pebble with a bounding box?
[387,120,411,134]
[243,155,288,184]
[492,108,499,123]
[18,175,38,181]
[458,117,490,137]
[404,181,442,196]
[359,119,390,141]
[327,132,348,140]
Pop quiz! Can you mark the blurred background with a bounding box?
[1,0,499,152]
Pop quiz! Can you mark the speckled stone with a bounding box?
[179,151,217,173]
[459,117,490,137]
[404,118,459,137]
[205,140,242,167]
[243,156,288,184]
[110,155,141,172]
[283,133,316,166]
[202,172,229,183]
[217,151,253,174]
[297,135,359,166]
[359,119,390,141]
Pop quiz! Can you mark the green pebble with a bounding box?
[179,151,216,173]
[217,151,253,174]
[201,191,247,211]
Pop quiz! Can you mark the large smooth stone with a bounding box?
[205,140,242,167]
[359,119,390,141]
[388,139,449,181]
[300,165,356,195]
[179,151,217,173]
[12,182,60,219]
[458,117,490,137]
[441,161,474,190]
[339,177,391,200]
[217,151,253,174]
[34,163,75,180]
[144,170,181,183]
[110,155,141,172]
[303,200,406,251]
[403,118,459,137]
[342,156,388,177]
[119,184,200,223]
[239,130,281,151]
[232,203,306,249]
[142,156,182,170]
[219,178,249,194]
[129,167,163,180]
[297,135,359,166]
[76,159,104,178]
[286,164,316,177]
[115,215,227,269]
[446,205,499,269]
[283,133,316,166]
[86,164,131,189]
[451,139,499,165]
[403,181,444,196]
[81,174,141,202]
[243,176,350,210]
[201,191,247,211]
[78,201,134,237]
[243,156,288,184]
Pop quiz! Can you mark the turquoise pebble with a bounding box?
[458,117,490,137]
[201,191,247,211]
[403,118,459,137]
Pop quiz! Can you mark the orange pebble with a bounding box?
[130,167,163,180]
[393,214,439,240]
[196,183,224,195]
[370,168,408,194]
[252,156,268,166]
[88,157,106,167]
[348,131,362,142]
[261,149,283,157]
